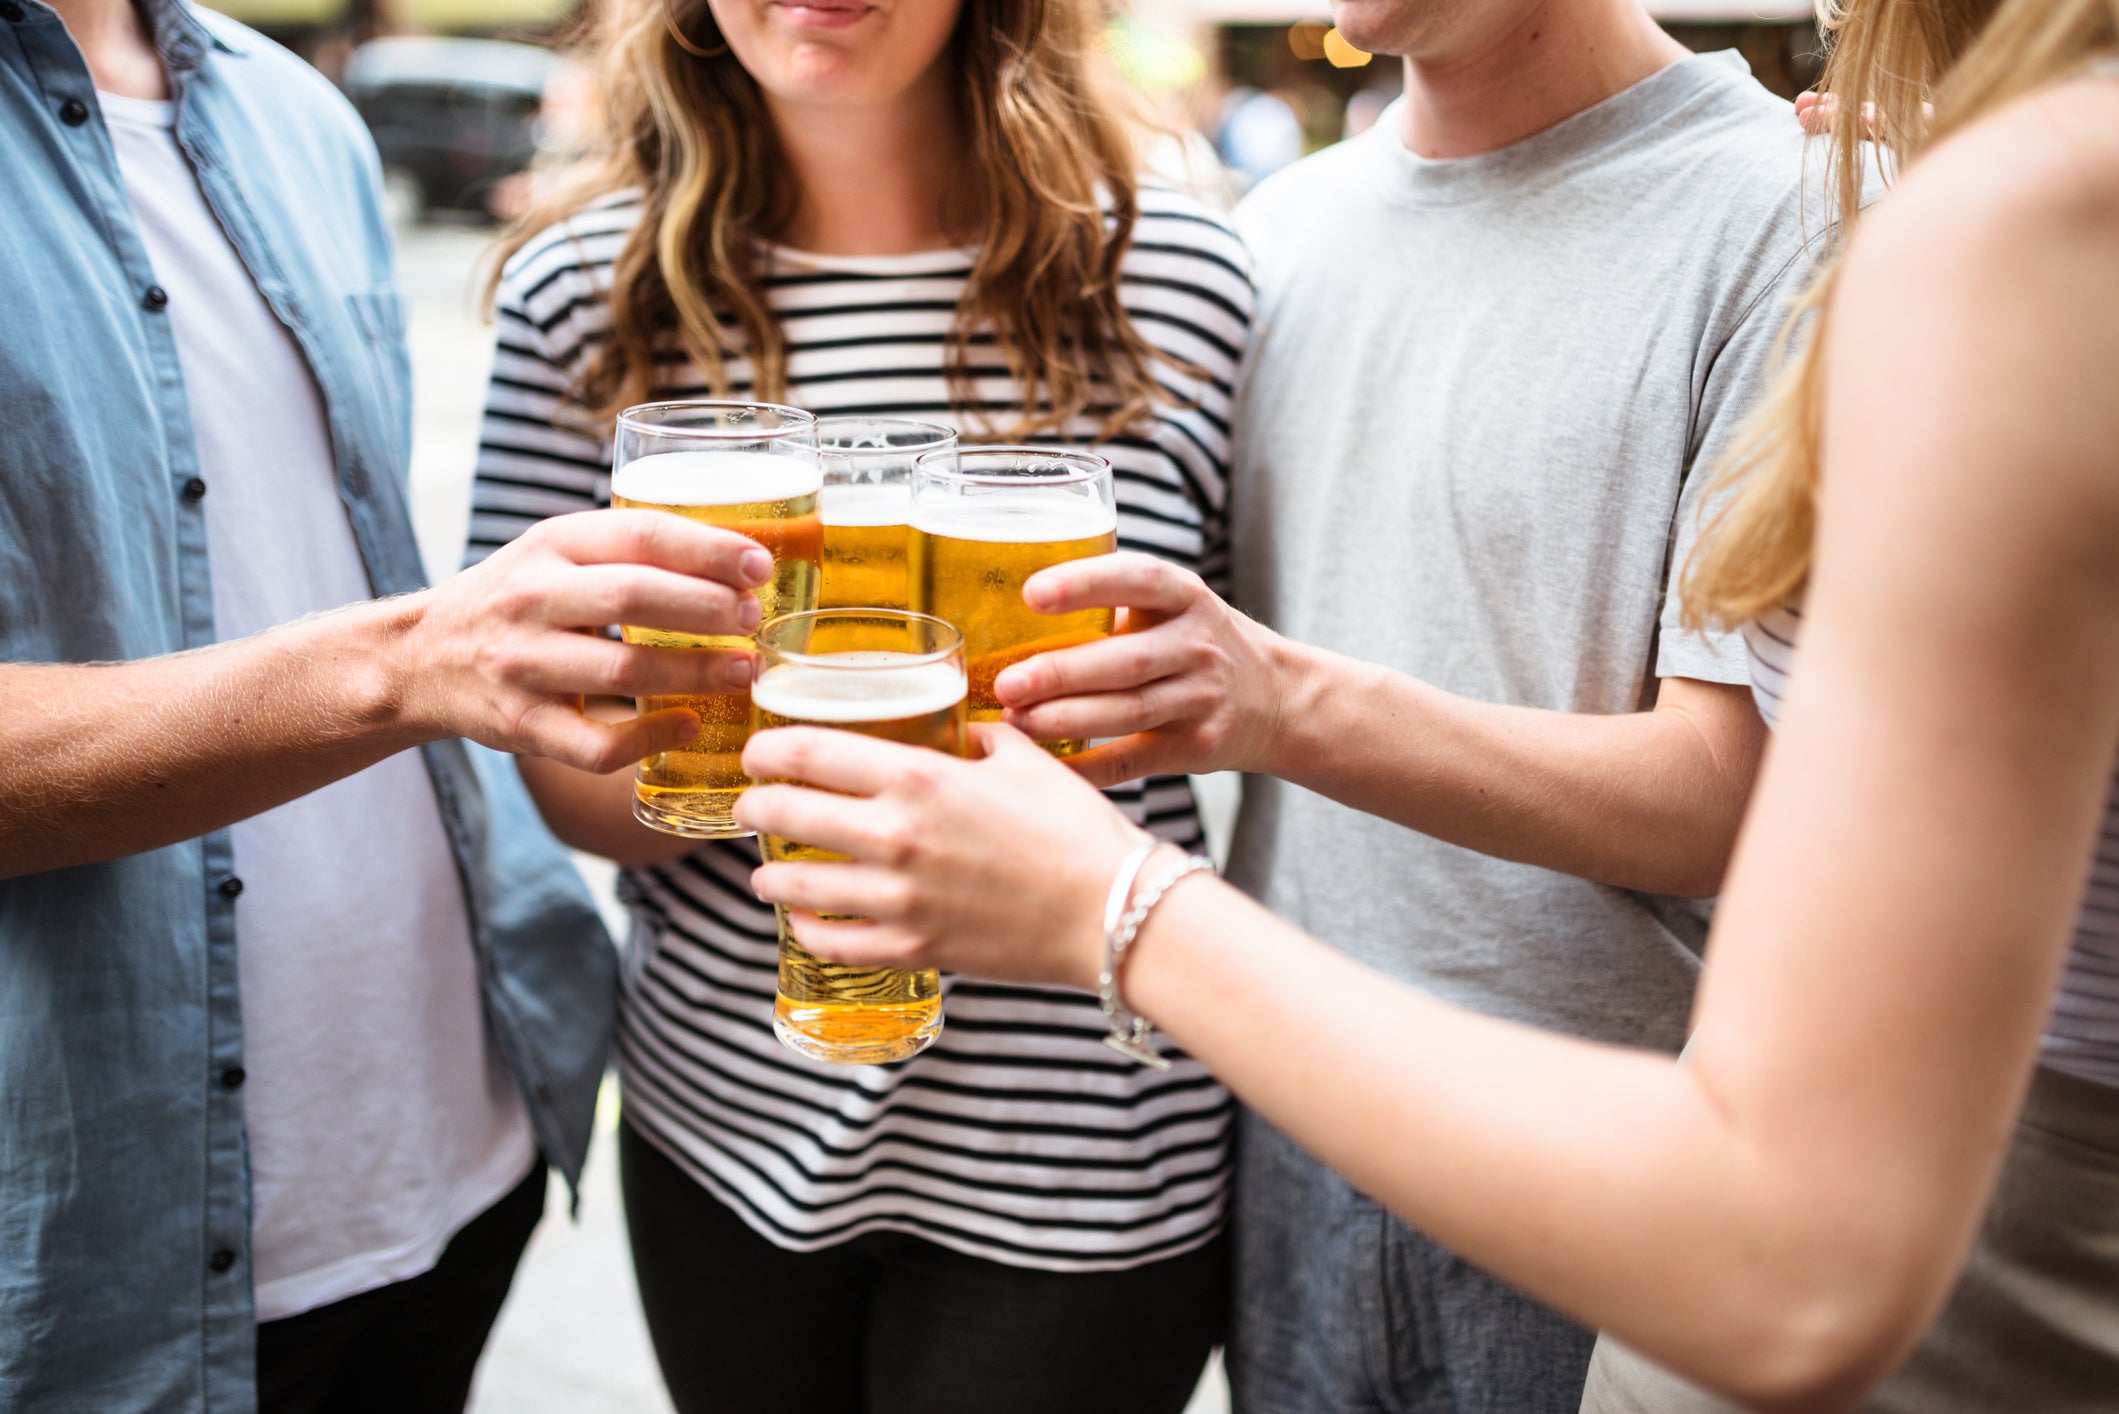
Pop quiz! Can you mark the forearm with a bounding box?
[518,747,697,869]
[1124,882,1888,1408]
[1263,641,1759,896]
[0,598,428,878]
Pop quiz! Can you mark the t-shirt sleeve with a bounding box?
[463,236,614,569]
[1122,193,1257,599]
[1654,250,1809,683]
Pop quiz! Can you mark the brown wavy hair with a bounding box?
[1682,0,2119,627]
[489,0,1172,439]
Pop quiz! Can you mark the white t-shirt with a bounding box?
[100,91,536,1322]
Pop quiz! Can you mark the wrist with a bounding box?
[326,593,433,744]
[1251,630,1325,777]
[1072,827,1160,991]
[1097,843,1209,1069]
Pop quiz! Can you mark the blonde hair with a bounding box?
[1682,0,2119,627]
[491,0,1172,438]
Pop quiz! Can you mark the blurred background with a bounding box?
[348,1,1821,1406]
[279,0,1822,231]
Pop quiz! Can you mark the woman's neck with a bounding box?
[767,68,971,256]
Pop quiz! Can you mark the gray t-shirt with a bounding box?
[1228,52,1815,1052]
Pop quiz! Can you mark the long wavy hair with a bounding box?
[489,0,1172,439]
[1682,0,2119,627]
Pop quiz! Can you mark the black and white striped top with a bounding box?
[470,189,1254,1269]
[1747,604,2119,1088]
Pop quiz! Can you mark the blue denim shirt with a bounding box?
[0,4,616,1409]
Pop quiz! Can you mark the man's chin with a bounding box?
[1325,0,1412,59]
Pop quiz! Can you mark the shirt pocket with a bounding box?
[342,285,413,482]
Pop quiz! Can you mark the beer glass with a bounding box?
[612,401,822,838]
[816,417,957,616]
[751,609,967,1064]
[909,446,1117,757]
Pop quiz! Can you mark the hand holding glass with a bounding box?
[752,609,968,1064]
[612,401,821,839]
[908,446,1117,757]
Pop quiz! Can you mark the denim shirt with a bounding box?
[0,4,616,1409]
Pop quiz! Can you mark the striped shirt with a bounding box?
[1746,604,2119,1088]
[470,189,1254,1270]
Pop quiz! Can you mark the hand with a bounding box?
[400,509,770,771]
[735,723,1150,989]
[993,552,1291,787]
[1795,90,1933,138]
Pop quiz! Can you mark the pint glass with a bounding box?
[612,402,822,838]
[908,446,1117,756]
[751,609,967,1064]
[816,417,957,616]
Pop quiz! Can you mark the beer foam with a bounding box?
[908,492,1117,544]
[613,450,821,508]
[753,655,967,724]
[820,483,912,528]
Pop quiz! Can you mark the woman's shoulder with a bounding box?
[1121,181,1256,370]
[496,191,646,308]
[1824,74,2119,613]
[1867,75,2119,266]
[1128,180,1252,269]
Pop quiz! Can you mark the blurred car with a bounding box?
[344,36,556,223]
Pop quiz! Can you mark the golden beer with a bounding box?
[909,449,1118,757]
[751,611,967,1064]
[819,483,912,612]
[613,419,822,838]
[814,418,955,617]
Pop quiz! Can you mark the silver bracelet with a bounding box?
[1099,850,1215,1069]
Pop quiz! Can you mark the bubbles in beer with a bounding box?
[754,647,967,1065]
[614,450,823,838]
[908,493,1118,756]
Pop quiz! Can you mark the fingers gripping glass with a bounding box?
[907,446,1117,758]
[612,401,821,839]
[752,609,968,1065]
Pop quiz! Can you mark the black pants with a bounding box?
[256,1163,546,1414]
[619,1120,1226,1414]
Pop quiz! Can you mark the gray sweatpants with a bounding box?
[1228,1111,1596,1414]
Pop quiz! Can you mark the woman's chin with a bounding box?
[762,51,897,105]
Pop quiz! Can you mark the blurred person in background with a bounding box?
[465,0,1250,1404]
[1215,85,1307,188]
[731,1,2119,1406]
[0,0,781,1408]
[959,0,1819,1406]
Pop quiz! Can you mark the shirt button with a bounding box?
[142,285,169,312]
[182,477,207,502]
[208,1249,236,1273]
[220,1065,246,1090]
[59,98,89,126]
[217,875,243,898]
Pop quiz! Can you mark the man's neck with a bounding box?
[768,71,970,256]
[1398,0,1688,159]
[48,0,168,100]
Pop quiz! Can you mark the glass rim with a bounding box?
[616,400,817,440]
[815,416,960,457]
[912,444,1111,488]
[755,608,964,668]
